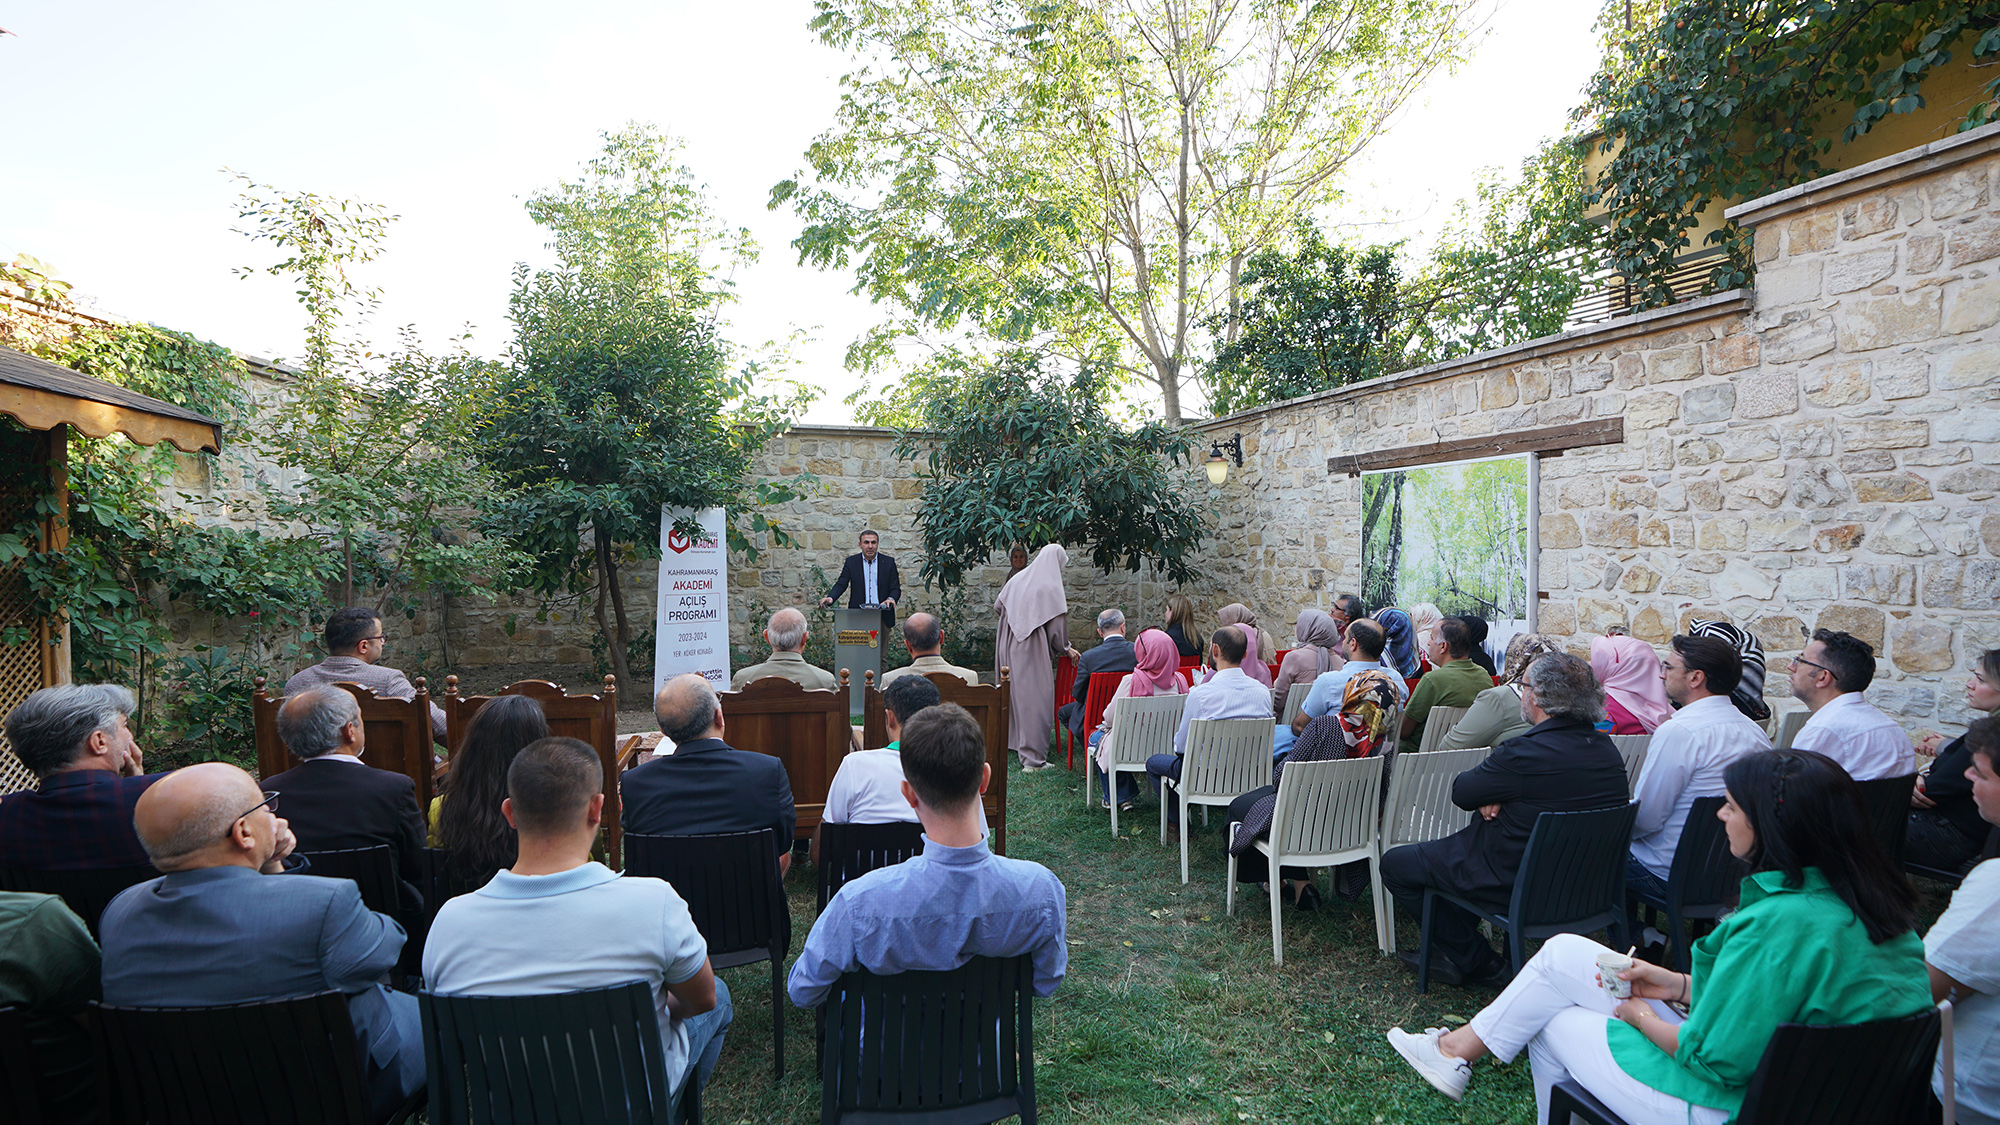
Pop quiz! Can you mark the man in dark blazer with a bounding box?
[100,762,423,1121]
[624,674,797,875]
[266,687,427,916]
[820,528,901,635]
[1058,608,1137,743]
[0,683,161,871]
[1379,652,1628,987]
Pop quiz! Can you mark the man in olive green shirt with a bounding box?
[1399,618,1493,755]
[0,890,100,1122]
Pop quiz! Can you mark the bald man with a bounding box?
[99,763,423,1120]
[729,607,838,691]
[623,674,796,874]
[879,612,981,688]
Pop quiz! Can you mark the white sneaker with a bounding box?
[1387,1026,1471,1102]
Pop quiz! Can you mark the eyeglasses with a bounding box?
[362,634,387,647]
[232,790,280,826]
[1791,656,1833,676]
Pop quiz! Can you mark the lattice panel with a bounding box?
[0,426,49,796]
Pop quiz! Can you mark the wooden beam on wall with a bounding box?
[1327,417,1625,476]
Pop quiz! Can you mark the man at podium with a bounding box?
[819,528,901,635]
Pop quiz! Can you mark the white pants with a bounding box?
[1467,934,1730,1125]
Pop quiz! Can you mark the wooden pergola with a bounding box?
[0,345,222,794]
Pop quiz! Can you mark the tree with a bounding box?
[476,125,811,698]
[893,352,1212,589]
[775,0,1485,421]
[232,176,521,616]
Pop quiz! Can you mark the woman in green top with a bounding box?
[1388,749,1930,1123]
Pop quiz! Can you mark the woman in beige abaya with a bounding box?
[994,543,1071,771]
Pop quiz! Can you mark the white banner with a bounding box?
[654,506,730,695]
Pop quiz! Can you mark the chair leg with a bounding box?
[1418,891,1435,993]
[1269,851,1285,966]
[1668,906,1689,974]
[1509,925,1527,979]
[1179,793,1192,884]
[1159,783,1170,847]
[1370,852,1391,955]
[771,955,785,1080]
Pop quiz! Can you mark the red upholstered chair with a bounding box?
[1064,671,1128,770]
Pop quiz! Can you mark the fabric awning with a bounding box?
[0,344,223,453]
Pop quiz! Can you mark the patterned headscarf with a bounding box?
[1689,619,1771,721]
[1499,632,1563,687]
[1375,608,1420,679]
[1285,668,1402,768]
[1128,628,1184,698]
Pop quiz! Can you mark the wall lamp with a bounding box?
[1204,433,1244,485]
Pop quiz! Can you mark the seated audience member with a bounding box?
[1329,593,1364,634]
[432,694,549,885]
[1926,716,2000,1124]
[878,612,981,688]
[0,683,158,870]
[1149,625,1271,831]
[1381,653,1628,986]
[1213,604,1275,689]
[730,607,837,691]
[1688,620,1771,722]
[101,763,423,1120]
[1271,609,1344,717]
[1437,633,1562,752]
[1399,618,1493,754]
[1409,603,1445,674]
[1457,615,1497,676]
[788,703,1067,1007]
[1789,628,1918,781]
[285,606,445,741]
[1090,628,1188,809]
[624,673,796,874]
[1628,635,1770,900]
[1059,608,1137,743]
[1389,750,1930,1122]
[268,687,426,914]
[1909,649,2000,873]
[1278,618,1407,757]
[425,737,730,1101]
[1228,670,1400,910]
[814,674,988,861]
[1163,593,1205,658]
[1592,634,1673,735]
[0,891,98,1122]
[1375,608,1422,679]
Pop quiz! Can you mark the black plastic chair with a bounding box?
[420,979,698,1125]
[816,820,927,911]
[1908,824,1999,889]
[1419,803,1639,993]
[0,1005,43,1125]
[0,863,159,939]
[1545,1005,1941,1125]
[297,845,403,919]
[625,830,791,1079]
[820,954,1036,1125]
[1627,796,1738,972]
[91,989,419,1124]
[1855,774,1918,870]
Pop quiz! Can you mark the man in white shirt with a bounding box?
[1628,634,1771,900]
[1149,625,1271,832]
[424,737,730,1101]
[1788,628,1917,781]
[1274,618,1407,756]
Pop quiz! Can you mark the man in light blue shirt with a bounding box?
[425,737,730,1100]
[1274,618,1408,756]
[1148,625,1272,827]
[789,703,1067,1007]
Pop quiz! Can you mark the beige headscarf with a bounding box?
[1409,603,1444,657]
[994,544,1069,643]
[1216,602,1275,662]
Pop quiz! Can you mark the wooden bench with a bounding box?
[858,670,1013,854]
[717,676,851,842]
[253,677,437,808]
[440,675,623,866]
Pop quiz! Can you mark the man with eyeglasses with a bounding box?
[1788,627,1918,781]
[101,762,424,1121]
[285,606,446,743]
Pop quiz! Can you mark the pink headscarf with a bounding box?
[1127,629,1184,697]
[1590,634,1673,733]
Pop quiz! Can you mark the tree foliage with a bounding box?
[476,125,812,697]
[776,0,1484,421]
[893,353,1212,589]
[1586,0,2000,307]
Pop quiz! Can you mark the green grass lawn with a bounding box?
[698,754,1541,1125]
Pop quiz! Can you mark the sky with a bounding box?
[0,0,1604,423]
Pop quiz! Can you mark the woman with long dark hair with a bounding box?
[1387,749,1930,1123]
[433,694,550,883]
[1909,648,2000,873]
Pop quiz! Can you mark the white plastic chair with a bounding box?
[1083,693,1187,838]
[1415,704,1472,755]
[1611,734,1651,791]
[1226,754,1387,963]
[1161,718,1274,884]
[1377,744,1492,953]
[1773,709,1809,750]
[1278,682,1313,726]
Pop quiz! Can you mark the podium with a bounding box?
[831,606,888,716]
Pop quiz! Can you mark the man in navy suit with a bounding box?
[623,674,796,875]
[1058,608,1137,743]
[820,528,901,635]
[100,762,423,1121]
[267,687,427,916]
